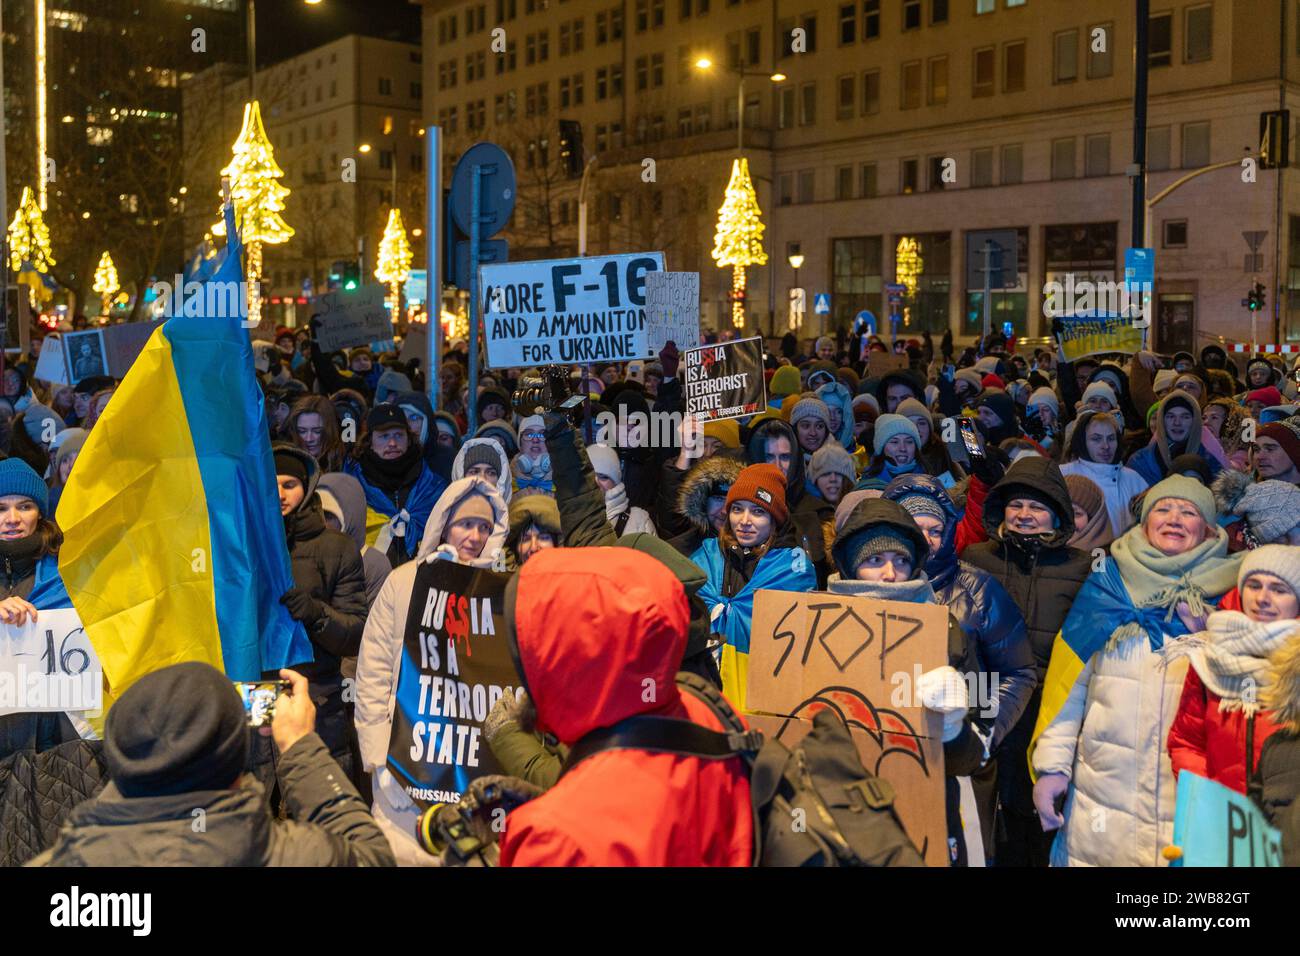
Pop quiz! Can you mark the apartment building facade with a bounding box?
[419,0,1300,350]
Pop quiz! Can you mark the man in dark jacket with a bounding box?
[30,663,394,866]
[960,456,1092,866]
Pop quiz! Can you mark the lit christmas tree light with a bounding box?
[214,101,293,327]
[7,186,56,307]
[93,251,120,317]
[711,157,768,329]
[374,208,413,318]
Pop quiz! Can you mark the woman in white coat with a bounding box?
[1029,475,1241,866]
[355,476,509,866]
[1059,410,1149,537]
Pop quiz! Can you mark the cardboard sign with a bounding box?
[386,561,524,810]
[479,252,664,368]
[0,608,101,717]
[1053,313,1144,362]
[644,271,701,354]
[1171,770,1283,867]
[33,334,66,384]
[747,589,949,866]
[311,283,393,353]
[867,352,908,379]
[399,322,428,363]
[102,319,164,378]
[682,337,766,422]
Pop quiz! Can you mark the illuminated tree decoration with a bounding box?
[93,251,120,316]
[374,208,413,317]
[711,157,768,328]
[214,101,293,327]
[895,237,924,330]
[8,186,56,307]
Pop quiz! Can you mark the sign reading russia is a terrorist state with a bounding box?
[479,252,664,369]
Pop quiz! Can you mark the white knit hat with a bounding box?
[1241,544,1300,600]
[1028,387,1060,417]
[585,443,622,482]
[1080,380,1118,408]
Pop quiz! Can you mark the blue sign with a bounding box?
[814,293,831,315]
[1170,771,1283,867]
[854,310,877,333]
[405,269,428,304]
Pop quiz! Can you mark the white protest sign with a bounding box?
[479,252,664,369]
[645,271,701,354]
[0,607,102,716]
[34,334,67,384]
[311,283,394,352]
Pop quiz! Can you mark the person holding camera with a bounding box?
[29,663,395,867]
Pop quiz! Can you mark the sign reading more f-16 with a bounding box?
[479,252,664,369]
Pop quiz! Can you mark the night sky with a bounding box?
[256,0,422,65]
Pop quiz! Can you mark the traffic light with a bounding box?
[1247,281,1266,312]
[1260,110,1291,169]
[341,261,360,291]
[557,119,583,178]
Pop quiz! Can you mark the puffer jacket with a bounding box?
[354,476,510,866]
[29,734,395,866]
[0,740,108,866]
[1254,636,1300,864]
[1167,666,1283,795]
[880,473,1036,754]
[1059,457,1148,538]
[744,417,832,586]
[499,548,753,866]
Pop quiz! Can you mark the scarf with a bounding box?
[359,443,424,495]
[1173,611,1298,716]
[825,572,937,605]
[604,480,630,521]
[1069,499,1114,552]
[1106,524,1240,649]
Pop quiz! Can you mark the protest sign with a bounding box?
[1053,313,1144,362]
[645,271,701,353]
[0,608,101,717]
[867,352,908,379]
[386,561,523,810]
[310,283,393,353]
[748,589,949,866]
[102,319,165,379]
[479,252,664,368]
[1170,770,1283,867]
[63,329,110,385]
[34,334,66,384]
[399,322,428,363]
[682,336,766,422]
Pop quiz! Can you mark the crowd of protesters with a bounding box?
[6,317,1300,867]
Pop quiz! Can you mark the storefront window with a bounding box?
[964,227,1029,336]
[894,232,950,335]
[832,237,883,333]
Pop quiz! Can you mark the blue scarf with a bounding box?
[31,554,72,609]
[692,537,817,655]
[345,459,448,558]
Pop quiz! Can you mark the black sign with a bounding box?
[385,560,522,810]
[682,336,766,422]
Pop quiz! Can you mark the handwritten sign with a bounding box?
[1171,770,1283,867]
[0,608,101,716]
[748,589,948,865]
[682,337,766,422]
[311,283,394,353]
[867,352,908,380]
[1053,313,1144,363]
[644,271,701,353]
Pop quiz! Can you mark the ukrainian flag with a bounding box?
[57,205,313,696]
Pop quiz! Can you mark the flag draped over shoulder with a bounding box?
[57,205,312,692]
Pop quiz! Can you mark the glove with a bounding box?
[460,774,545,817]
[280,587,324,626]
[483,689,536,742]
[967,443,1008,487]
[659,341,680,380]
[916,665,968,743]
[542,410,572,440]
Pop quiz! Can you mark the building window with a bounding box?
[1054,29,1078,83]
[837,75,855,118]
[1001,143,1023,184]
[928,155,948,190]
[777,86,795,129]
[636,55,648,91]
[1051,137,1076,179]
[833,236,884,329]
[746,27,761,65]
[597,67,608,99]
[899,232,952,333]
[678,107,693,136]
[379,150,394,171]
[931,0,948,23]
[1003,40,1026,92]
[839,3,856,44]
[901,61,922,109]
[965,228,1029,336]
[971,147,994,187]
[862,70,880,114]
[1185,4,1212,63]
[1088,22,1114,78]
[862,0,880,38]
[800,82,817,125]
[797,169,815,204]
[902,0,920,30]
[378,77,393,95]
[636,0,648,31]
[1182,121,1211,167]
[976,0,994,12]
[653,0,665,28]
[835,165,855,199]
[696,103,711,130]
[559,76,571,107]
[778,173,793,206]
[1149,12,1172,68]
[861,162,878,197]
[1163,219,1188,248]
[973,47,994,97]
[901,158,919,194]
[782,14,816,55]
[927,56,948,104]
[652,53,664,87]
[1085,133,1110,177]
[1148,125,1171,171]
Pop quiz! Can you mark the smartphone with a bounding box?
[558,393,587,410]
[235,680,289,728]
[959,417,986,460]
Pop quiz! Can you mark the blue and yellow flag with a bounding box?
[57,206,312,694]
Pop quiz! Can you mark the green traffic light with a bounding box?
[344,279,358,290]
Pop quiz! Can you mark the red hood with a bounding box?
[510,548,689,745]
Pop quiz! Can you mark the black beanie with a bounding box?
[366,403,408,435]
[104,662,249,798]
[274,449,309,484]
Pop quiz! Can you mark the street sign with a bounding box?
[813,293,831,315]
[854,310,877,334]
[885,282,905,307]
[965,229,1019,291]
[449,142,516,237]
[1124,247,1154,328]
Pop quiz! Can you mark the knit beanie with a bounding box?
[1231,480,1300,544]
[846,526,917,573]
[703,418,741,449]
[1139,474,1217,525]
[834,489,879,532]
[52,427,89,477]
[273,447,309,484]
[789,396,832,430]
[955,369,983,394]
[725,463,789,527]
[476,386,512,418]
[1259,422,1300,471]
[895,492,946,527]
[872,413,921,456]
[1080,380,1118,408]
[1028,387,1060,417]
[1248,386,1285,409]
[974,355,999,374]
[475,419,519,459]
[769,365,801,398]
[585,443,622,482]
[894,398,931,428]
[375,369,413,405]
[462,441,504,474]
[446,489,495,529]
[815,335,835,355]
[1240,545,1300,600]
[852,393,880,416]
[104,662,248,798]
[982,373,1006,391]
[0,458,49,515]
[1153,369,1177,393]
[21,403,65,446]
[809,444,857,485]
[1064,472,1105,517]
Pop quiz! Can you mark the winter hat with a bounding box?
[1248,386,1285,409]
[814,335,835,355]
[366,403,408,435]
[0,458,49,515]
[21,403,64,446]
[974,355,999,374]
[51,427,89,478]
[789,396,832,430]
[104,662,248,798]
[769,365,801,398]
[1139,474,1217,526]
[954,368,983,394]
[1153,369,1177,394]
[433,410,462,442]
[852,393,880,416]
[1028,387,1060,418]
[841,523,918,575]
[273,447,309,484]
[1223,477,1300,544]
[1240,545,1300,600]
[1169,452,1212,485]
[517,414,545,442]
[462,440,505,474]
[1259,422,1300,472]
[725,463,789,527]
[981,373,1006,391]
[807,367,838,391]
[895,492,946,527]
[476,385,512,419]
[475,419,519,459]
[375,369,412,405]
[809,444,857,485]
[894,398,931,429]
[872,413,921,456]
[833,489,879,531]
[1080,380,1118,408]
[703,418,741,449]
[446,489,496,529]
[585,443,622,483]
[976,389,1018,428]
[836,366,860,392]
[1064,471,1105,519]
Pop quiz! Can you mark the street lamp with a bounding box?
[693,57,786,153]
[358,143,373,154]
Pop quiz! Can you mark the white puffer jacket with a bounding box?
[355,477,509,866]
[1033,631,1189,867]
[1059,459,1149,537]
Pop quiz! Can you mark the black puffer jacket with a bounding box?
[0,739,108,866]
[1255,729,1300,866]
[667,453,744,557]
[744,417,832,587]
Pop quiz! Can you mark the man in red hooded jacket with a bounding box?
[498,547,754,866]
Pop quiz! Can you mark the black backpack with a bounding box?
[563,672,924,867]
